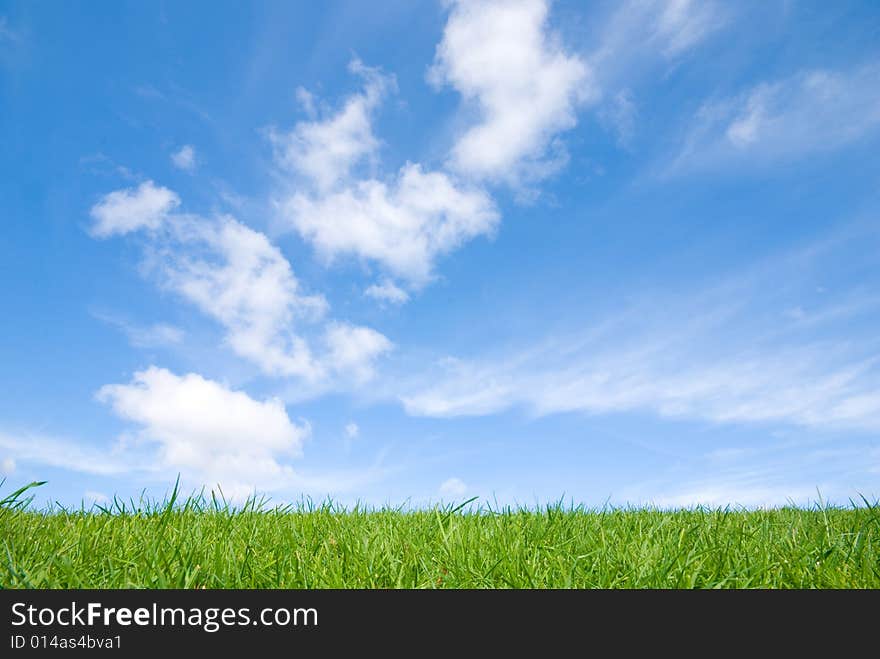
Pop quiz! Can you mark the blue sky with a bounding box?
[2,0,880,508]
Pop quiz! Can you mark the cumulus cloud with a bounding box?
[428,0,592,183]
[89,181,180,238]
[170,145,197,172]
[90,183,391,383]
[98,367,309,497]
[283,163,498,286]
[344,422,359,439]
[271,59,394,191]
[274,1,597,289]
[272,60,499,288]
[157,214,329,379]
[365,280,410,305]
[1,456,15,476]
[669,63,880,173]
[439,477,467,498]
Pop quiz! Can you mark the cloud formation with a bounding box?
[428,0,592,183]
[365,280,410,305]
[89,181,180,238]
[282,163,498,286]
[271,59,393,191]
[170,145,197,172]
[98,367,309,497]
[90,183,391,383]
[401,232,880,434]
[157,213,330,379]
[670,63,880,173]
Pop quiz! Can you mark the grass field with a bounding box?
[2,482,879,588]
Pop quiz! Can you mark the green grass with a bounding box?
[2,481,879,588]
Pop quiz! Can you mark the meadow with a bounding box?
[2,481,878,588]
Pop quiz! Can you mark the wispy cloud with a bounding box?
[0,431,138,477]
[365,280,409,305]
[93,311,184,348]
[597,90,637,148]
[0,424,393,503]
[668,62,880,174]
[622,440,878,509]
[400,228,880,434]
[590,0,729,73]
[583,0,730,149]
[170,145,197,172]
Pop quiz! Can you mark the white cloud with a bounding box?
[271,59,394,192]
[127,323,184,348]
[89,181,180,238]
[171,145,197,172]
[1,456,14,476]
[404,344,880,431]
[365,280,410,305]
[585,0,728,146]
[98,367,309,497]
[344,422,359,439]
[283,163,498,285]
[273,62,499,288]
[0,432,134,476]
[648,483,819,509]
[428,0,592,183]
[403,328,880,432]
[323,323,393,385]
[400,233,880,434]
[439,477,467,498]
[157,214,329,379]
[669,63,880,173]
[652,0,728,57]
[0,422,396,502]
[91,183,392,383]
